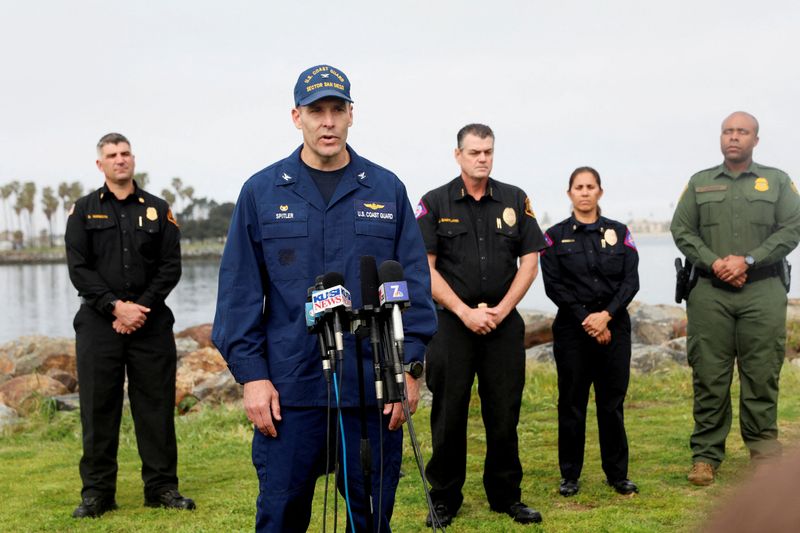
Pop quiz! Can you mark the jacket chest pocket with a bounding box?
[261,204,309,281]
[436,224,468,263]
[695,190,727,225]
[743,189,778,227]
[135,219,161,257]
[598,246,625,276]
[354,220,396,261]
[494,225,520,259]
[85,217,117,258]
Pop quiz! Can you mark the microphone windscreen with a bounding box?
[322,271,346,289]
[378,260,404,283]
[360,256,380,307]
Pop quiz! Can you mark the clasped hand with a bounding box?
[111,301,151,334]
[712,255,748,288]
[582,311,612,345]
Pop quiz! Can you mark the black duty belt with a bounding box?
[697,264,780,285]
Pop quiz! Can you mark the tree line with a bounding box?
[0,173,234,249]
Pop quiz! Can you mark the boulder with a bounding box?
[46,368,79,393]
[663,337,687,354]
[175,337,200,357]
[0,336,75,376]
[176,324,214,349]
[526,342,554,364]
[628,302,687,345]
[0,402,19,430]
[0,353,15,375]
[192,372,241,403]
[631,343,686,373]
[0,374,69,413]
[520,311,555,348]
[175,347,229,406]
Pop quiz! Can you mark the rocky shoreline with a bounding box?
[3,301,800,429]
[0,244,224,265]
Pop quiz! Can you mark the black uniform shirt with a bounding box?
[65,183,181,315]
[416,177,546,307]
[541,215,639,322]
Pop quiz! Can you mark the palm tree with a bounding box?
[161,189,176,207]
[21,182,36,242]
[7,181,21,233]
[134,172,149,190]
[41,186,59,246]
[0,183,15,235]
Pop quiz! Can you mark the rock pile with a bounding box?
[3,300,800,427]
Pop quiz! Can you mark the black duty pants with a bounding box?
[74,304,179,499]
[552,309,631,482]
[425,308,526,512]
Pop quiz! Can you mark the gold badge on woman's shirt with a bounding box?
[754,177,769,192]
[604,228,618,246]
[146,207,158,221]
[502,207,517,227]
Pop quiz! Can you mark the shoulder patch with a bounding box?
[624,228,637,251]
[167,209,179,227]
[540,231,553,255]
[415,200,428,219]
[524,197,535,218]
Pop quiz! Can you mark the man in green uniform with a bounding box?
[671,111,800,486]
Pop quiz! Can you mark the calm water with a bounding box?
[3,234,799,342]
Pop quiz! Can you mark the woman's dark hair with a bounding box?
[568,166,602,191]
[568,166,603,216]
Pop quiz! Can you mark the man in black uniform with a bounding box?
[416,124,547,526]
[65,133,194,518]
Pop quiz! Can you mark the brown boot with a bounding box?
[688,462,715,486]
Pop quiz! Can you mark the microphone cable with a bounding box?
[332,361,356,532]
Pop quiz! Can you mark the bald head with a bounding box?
[720,111,760,171]
[722,111,759,135]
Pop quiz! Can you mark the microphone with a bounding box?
[360,255,388,408]
[313,272,352,361]
[378,260,410,392]
[307,284,333,382]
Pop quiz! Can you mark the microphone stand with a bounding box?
[352,312,375,533]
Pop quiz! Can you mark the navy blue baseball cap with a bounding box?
[294,64,353,107]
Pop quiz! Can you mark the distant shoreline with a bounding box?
[0,244,224,266]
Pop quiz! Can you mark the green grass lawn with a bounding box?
[3,362,800,532]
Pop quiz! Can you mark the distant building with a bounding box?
[626,219,670,234]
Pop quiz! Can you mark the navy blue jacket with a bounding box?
[212,145,437,407]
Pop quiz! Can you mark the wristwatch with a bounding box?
[745,255,755,267]
[404,361,424,379]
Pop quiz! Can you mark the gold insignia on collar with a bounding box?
[68,204,75,216]
[754,177,769,192]
[138,197,145,204]
[280,205,289,212]
[604,229,618,246]
[792,181,799,195]
[502,207,517,227]
[146,207,158,221]
[364,202,385,210]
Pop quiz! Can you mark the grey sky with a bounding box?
[2,0,798,225]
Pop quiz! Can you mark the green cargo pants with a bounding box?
[686,276,787,467]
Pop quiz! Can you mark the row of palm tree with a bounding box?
[0,173,196,248]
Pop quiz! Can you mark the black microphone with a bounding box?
[378,260,410,393]
[360,255,388,408]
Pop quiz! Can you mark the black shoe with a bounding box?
[425,502,454,527]
[145,489,196,510]
[492,501,543,524]
[559,478,580,497]
[609,479,639,495]
[72,495,118,518]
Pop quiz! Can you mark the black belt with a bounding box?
[697,264,780,285]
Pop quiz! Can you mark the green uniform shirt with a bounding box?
[671,161,800,270]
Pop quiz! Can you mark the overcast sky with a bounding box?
[2,0,798,225]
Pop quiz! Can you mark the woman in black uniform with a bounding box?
[541,166,640,497]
